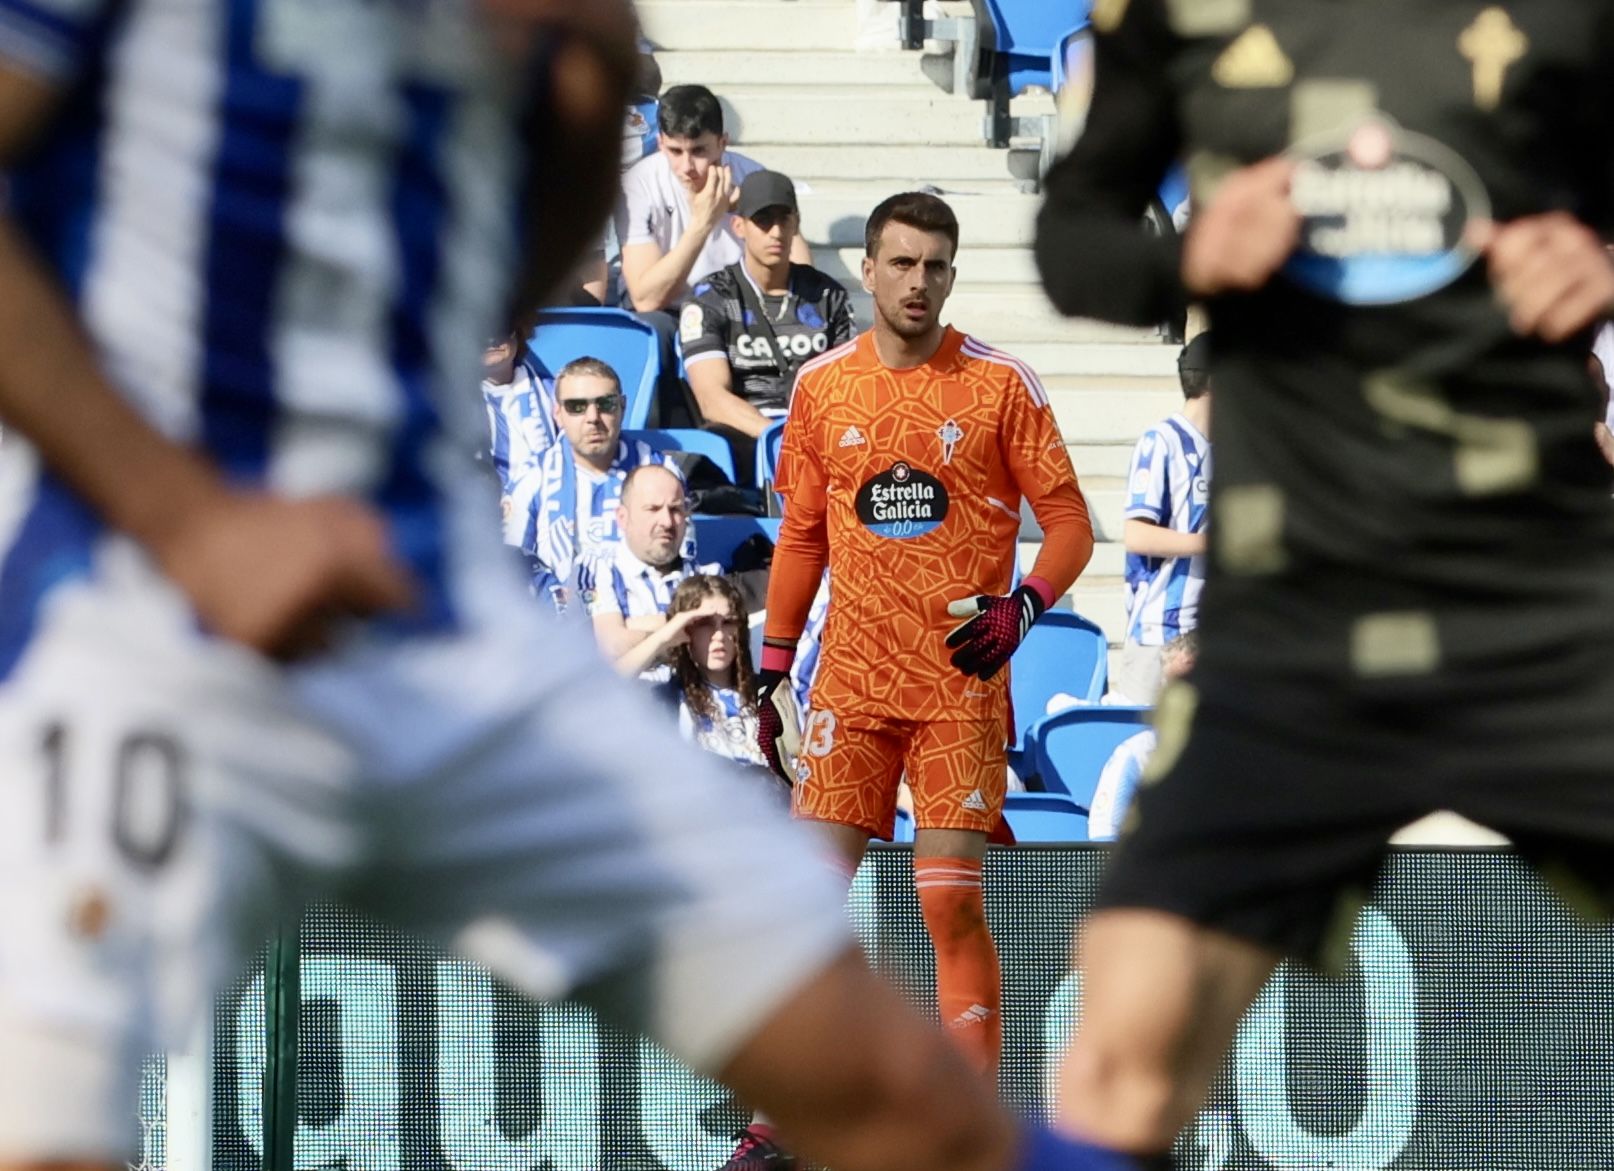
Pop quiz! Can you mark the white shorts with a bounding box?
[0,523,850,1160]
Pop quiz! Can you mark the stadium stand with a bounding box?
[691,515,781,570]
[1028,705,1152,807]
[890,808,916,843]
[630,1,1185,680]
[756,417,786,494]
[892,0,1085,162]
[1001,792,1090,843]
[1008,610,1108,753]
[529,308,662,430]
[626,428,739,483]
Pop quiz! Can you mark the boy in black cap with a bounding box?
[681,171,856,475]
[1113,331,1212,703]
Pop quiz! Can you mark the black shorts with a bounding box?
[1095,633,1614,968]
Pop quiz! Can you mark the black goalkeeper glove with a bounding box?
[944,585,1048,681]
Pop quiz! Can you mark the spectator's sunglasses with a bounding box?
[559,393,623,416]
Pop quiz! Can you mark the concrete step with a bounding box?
[1020,539,1127,579]
[639,1,858,52]
[745,144,1040,186]
[1016,550,1129,645]
[1002,341,1179,377]
[658,50,934,89]
[1068,441,1138,480]
[800,190,1035,247]
[1067,582,1127,646]
[1077,476,1127,542]
[1043,373,1182,395]
[812,246,1039,292]
[845,291,1154,346]
[803,176,1027,201]
[1052,390,1183,450]
[726,90,992,145]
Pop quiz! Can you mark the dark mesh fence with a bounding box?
[163,846,1614,1171]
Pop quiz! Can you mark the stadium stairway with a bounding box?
[638,0,1181,658]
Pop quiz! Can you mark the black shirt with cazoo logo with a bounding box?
[682,262,856,412]
[1038,0,1614,681]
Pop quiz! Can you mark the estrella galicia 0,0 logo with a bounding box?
[855,462,950,539]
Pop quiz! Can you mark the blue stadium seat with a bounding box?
[756,418,786,489]
[627,428,737,483]
[529,308,660,430]
[982,0,1084,98]
[691,516,781,570]
[1029,706,1151,808]
[1002,792,1089,843]
[888,808,916,844]
[976,0,1088,145]
[1008,610,1108,756]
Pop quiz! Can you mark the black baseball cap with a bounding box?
[736,171,798,219]
[1178,331,1213,374]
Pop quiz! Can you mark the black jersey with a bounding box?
[681,263,855,412]
[1038,0,1614,681]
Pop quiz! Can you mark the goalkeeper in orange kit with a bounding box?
[758,192,1094,1075]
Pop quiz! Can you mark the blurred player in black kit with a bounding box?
[1036,1,1614,1166]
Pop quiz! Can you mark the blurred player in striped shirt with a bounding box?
[0,7,1120,1171]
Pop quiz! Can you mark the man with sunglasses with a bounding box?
[507,356,680,613]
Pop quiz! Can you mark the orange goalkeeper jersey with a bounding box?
[771,327,1082,722]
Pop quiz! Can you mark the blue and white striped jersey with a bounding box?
[0,0,522,667]
[484,356,557,493]
[509,437,680,590]
[580,544,718,623]
[1122,413,1211,646]
[678,684,766,768]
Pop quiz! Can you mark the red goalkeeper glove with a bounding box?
[945,580,1052,681]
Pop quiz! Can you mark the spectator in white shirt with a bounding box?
[587,464,720,672]
[616,85,810,314]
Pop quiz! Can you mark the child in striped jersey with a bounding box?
[657,575,777,779]
[1114,332,1213,704]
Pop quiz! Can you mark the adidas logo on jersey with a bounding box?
[952,1004,994,1027]
[961,789,988,812]
[839,426,866,448]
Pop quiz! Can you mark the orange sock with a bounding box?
[914,856,1001,1075]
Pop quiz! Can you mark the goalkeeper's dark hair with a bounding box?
[667,574,757,723]
[658,85,725,140]
[864,191,960,260]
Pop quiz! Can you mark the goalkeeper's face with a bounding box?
[864,222,957,340]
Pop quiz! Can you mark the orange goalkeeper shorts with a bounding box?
[790,710,1007,838]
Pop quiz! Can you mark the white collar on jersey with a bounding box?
[613,539,692,582]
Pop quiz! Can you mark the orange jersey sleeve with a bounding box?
[787,328,1080,722]
[763,358,834,651]
[989,349,1093,596]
